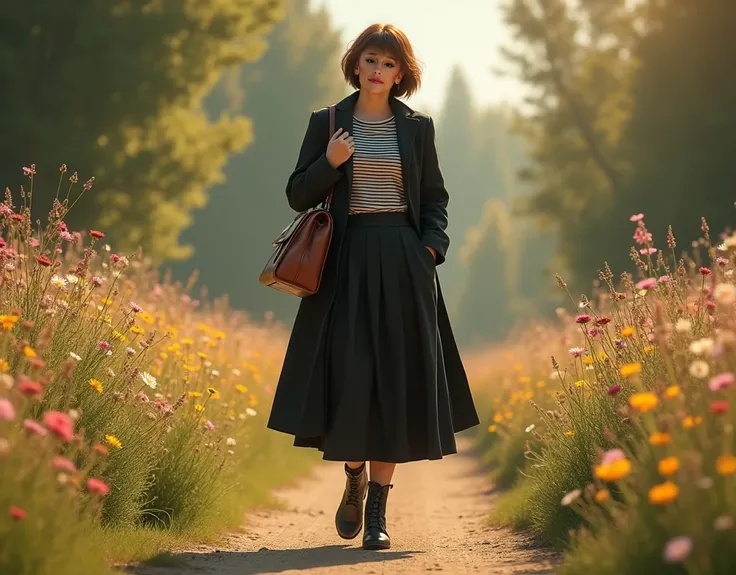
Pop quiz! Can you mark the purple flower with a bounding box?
[614,339,627,349]
[98,340,112,352]
[129,301,143,313]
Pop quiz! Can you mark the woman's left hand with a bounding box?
[425,246,437,261]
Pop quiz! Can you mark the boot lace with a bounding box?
[365,489,385,530]
[346,473,362,507]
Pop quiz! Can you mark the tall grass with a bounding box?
[471,213,736,572]
[0,165,315,574]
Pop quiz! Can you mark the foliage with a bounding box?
[472,210,736,572]
[0,0,282,262]
[172,0,345,323]
[0,166,314,575]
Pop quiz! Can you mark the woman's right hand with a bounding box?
[326,128,354,168]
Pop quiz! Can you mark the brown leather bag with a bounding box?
[258,105,336,297]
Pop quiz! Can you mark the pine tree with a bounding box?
[0,0,281,262]
[171,0,346,322]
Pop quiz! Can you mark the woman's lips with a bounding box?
[368,78,383,84]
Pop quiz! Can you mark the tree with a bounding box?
[0,0,281,261]
[170,0,346,322]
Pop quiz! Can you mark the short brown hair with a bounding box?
[341,24,422,98]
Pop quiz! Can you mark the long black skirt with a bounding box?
[298,212,458,463]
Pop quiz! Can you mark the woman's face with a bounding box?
[355,47,402,95]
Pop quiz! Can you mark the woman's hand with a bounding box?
[426,246,437,261]
[326,128,354,168]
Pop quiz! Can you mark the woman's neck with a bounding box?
[353,91,393,121]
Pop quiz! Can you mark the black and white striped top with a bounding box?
[349,115,407,214]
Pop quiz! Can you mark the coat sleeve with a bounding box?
[419,116,450,265]
[286,111,343,213]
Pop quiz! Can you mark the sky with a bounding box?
[310,0,526,116]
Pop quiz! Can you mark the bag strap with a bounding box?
[324,104,336,209]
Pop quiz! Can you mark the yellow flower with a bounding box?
[214,330,226,340]
[207,387,217,396]
[0,359,8,372]
[683,415,703,428]
[716,455,736,476]
[159,352,168,361]
[658,456,680,476]
[487,424,497,433]
[0,314,19,330]
[23,346,36,358]
[504,411,513,420]
[564,431,575,437]
[524,391,534,399]
[620,362,642,377]
[594,489,610,503]
[648,481,679,504]
[643,345,655,354]
[536,380,546,389]
[574,380,586,388]
[583,356,594,365]
[183,364,198,373]
[181,338,194,346]
[649,432,671,446]
[194,404,204,412]
[518,376,531,384]
[130,325,145,335]
[198,352,209,360]
[168,343,181,352]
[187,391,202,398]
[112,330,127,342]
[88,378,104,393]
[100,297,114,306]
[235,384,248,394]
[139,312,155,325]
[621,326,635,337]
[105,434,122,449]
[629,392,658,412]
[597,351,608,361]
[493,412,504,423]
[664,385,681,399]
[595,458,632,482]
[249,394,258,407]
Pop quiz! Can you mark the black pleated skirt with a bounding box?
[311,212,458,463]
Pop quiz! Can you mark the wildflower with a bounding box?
[0,398,15,421]
[246,407,257,417]
[630,213,644,222]
[683,415,703,428]
[649,481,679,504]
[525,424,536,433]
[607,385,621,396]
[716,455,736,476]
[18,380,43,396]
[561,489,582,506]
[575,314,591,324]
[105,434,122,449]
[51,456,77,473]
[36,255,51,266]
[226,437,236,446]
[714,283,736,305]
[0,359,7,372]
[130,326,144,335]
[594,489,610,503]
[9,506,26,521]
[69,352,82,361]
[643,345,655,354]
[139,371,157,389]
[658,456,680,476]
[98,340,112,352]
[664,385,680,399]
[629,392,658,412]
[194,404,204,412]
[86,478,110,496]
[620,362,642,377]
[689,360,710,379]
[658,275,671,284]
[635,278,656,290]
[715,516,734,531]
[709,372,735,391]
[710,400,729,415]
[649,432,671,446]
[90,230,105,239]
[207,387,217,396]
[595,316,611,326]
[564,431,575,437]
[129,301,143,313]
[23,346,36,358]
[42,411,74,442]
[595,450,632,482]
[487,424,496,433]
[204,420,215,430]
[188,391,202,398]
[0,315,18,330]
[641,247,657,255]
[582,355,594,365]
[88,378,103,393]
[675,318,692,333]
[93,443,109,455]
[23,419,47,437]
[699,267,712,276]
[663,536,692,563]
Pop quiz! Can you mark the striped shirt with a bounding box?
[349,115,407,214]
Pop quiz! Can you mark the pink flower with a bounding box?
[607,385,621,396]
[700,267,712,276]
[633,227,653,245]
[204,420,215,431]
[22,165,36,176]
[717,257,729,266]
[129,301,143,313]
[709,372,735,391]
[658,275,670,284]
[629,213,644,222]
[663,536,692,563]
[18,380,43,397]
[42,411,74,442]
[23,419,47,437]
[640,247,657,255]
[710,400,729,415]
[98,340,112,352]
[86,477,110,496]
[51,456,77,473]
[601,448,626,465]
[575,314,591,324]
[0,398,15,421]
[9,506,26,521]
[569,347,587,358]
[595,316,611,326]
[635,278,657,290]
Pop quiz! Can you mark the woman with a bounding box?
[267,23,479,550]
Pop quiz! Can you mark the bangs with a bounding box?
[362,32,403,63]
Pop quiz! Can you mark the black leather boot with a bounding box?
[335,463,368,539]
[362,481,393,550]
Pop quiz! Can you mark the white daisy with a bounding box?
[139,371,158,389]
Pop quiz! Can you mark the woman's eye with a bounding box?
[385,62,394,68]
[366,58,375,64]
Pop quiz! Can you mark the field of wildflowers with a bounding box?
[0,165,313,575]
[471,213,736,573]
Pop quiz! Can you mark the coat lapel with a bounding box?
[334,92,358,196]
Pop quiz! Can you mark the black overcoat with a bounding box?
[267,91,479,443]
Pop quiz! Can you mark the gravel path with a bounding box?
[127,437,558,575]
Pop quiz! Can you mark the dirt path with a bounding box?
[127,437,558,575]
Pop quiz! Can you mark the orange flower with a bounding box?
[594,489,611,503]
[664,385,681,399]
[716,455,736,476]
[683,415,703,428]
[629,392,658,412]
[649,481,679,504]
[595,459,632,482]
[620,362,642,377]
[649,432,672,446]
[658,456,680,476]
[621,326,636,337]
